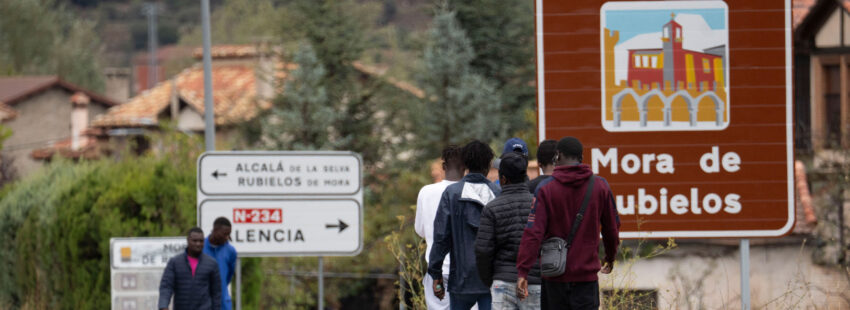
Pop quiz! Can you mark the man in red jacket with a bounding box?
[515,137,620,309]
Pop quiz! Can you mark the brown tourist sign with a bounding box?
[536,0,794,238]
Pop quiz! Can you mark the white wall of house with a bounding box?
[599,240,849,309]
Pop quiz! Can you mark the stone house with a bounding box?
[0,76,119,176]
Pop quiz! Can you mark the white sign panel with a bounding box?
[199,199,361,256]
[198,152,361,196]
[196,151,364,257]
[111,237,186,269]
[110,237,186,310]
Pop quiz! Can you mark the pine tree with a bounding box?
[450,0,535,136]
[417,9,502,159]
[261,44,341,150]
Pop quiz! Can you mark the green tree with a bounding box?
[0,0,104,91]
[261,43,343,150]
[449,0,536,136]
[286,0,398,164]
[416,9,502,159]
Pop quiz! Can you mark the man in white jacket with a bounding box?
[415,145,464,309]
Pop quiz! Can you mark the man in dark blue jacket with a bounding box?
[429,140,501,310]
[159,227,222,310]
[204,217,237,310]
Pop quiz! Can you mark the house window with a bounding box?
[635,55,641,68]
[825,65,842,147]
[651,56,658,68]
[703,58,711,73]
[676,28,681,39]
[642,56,649,69]
[602,289,658,309]
[663,26,670,39]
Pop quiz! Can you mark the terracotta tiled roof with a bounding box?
[794,0,818,29]
[0,102,17,121]
[193,45,261,60]
[94,45,423,128]
[92,63,273,128]
[30,136,101,160]
[0,76,119,107]
[794,0,850,29]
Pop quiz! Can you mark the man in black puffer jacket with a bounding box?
[475,152,542,310]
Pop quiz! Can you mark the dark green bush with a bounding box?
[0,134,199,309]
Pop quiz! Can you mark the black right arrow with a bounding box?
[212,170,228,179]
[325,219,349,233]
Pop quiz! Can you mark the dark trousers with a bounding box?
[541,280,599,310]
[450,292,492,310]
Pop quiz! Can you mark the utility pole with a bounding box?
[142,2,158,90]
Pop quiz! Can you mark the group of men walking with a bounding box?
[416,137,621,310]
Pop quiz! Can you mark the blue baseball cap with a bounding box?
[494,137,529,169]
[502,137,529,157]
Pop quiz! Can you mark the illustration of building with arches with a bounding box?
[601,8,729,131]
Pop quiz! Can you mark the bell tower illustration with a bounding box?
[662,13,684,88]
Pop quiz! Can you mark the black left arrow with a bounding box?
[325,219,349,233]
[212,170,228,179]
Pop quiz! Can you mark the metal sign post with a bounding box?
[200,0,228,307]
[740,239,750,310]
[318,256,324,310]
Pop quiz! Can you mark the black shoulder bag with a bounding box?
[539,175,595,278]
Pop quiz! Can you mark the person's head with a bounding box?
[555,137,583,165]
[494,137,529,170]
[462,140,494,175]
[187,227,205,257]
[210,217,232,246]
[498,152,528,185]
[441,144,464,180]
[536,139,558,171]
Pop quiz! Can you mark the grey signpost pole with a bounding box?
[740,239,750,310]
[318,256,324,310]
[200,0,240,309]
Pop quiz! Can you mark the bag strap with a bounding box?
[566,175,595,249]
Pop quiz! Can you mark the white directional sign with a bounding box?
[109,237,186,310]
[199,199,360,256]
[198,152,361,196]
[197,151,363,257]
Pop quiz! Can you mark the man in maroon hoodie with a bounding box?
[515,137,620,309]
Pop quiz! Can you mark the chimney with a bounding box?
[255,42,275,101]
[70,92,90,150]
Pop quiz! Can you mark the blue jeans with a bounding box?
[451,292,491,310]
[491,280,541,310]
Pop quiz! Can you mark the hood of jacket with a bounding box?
[552,164,593,186]
[459,173,497,206]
